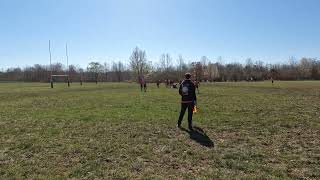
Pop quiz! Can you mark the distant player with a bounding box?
[170,80,174,88]
[177,73,197,131]
[139,76,145,92]
[144,82,147,92]
[140,82,143,92]
[271,77,274,85]
[156,80,160,88]
[194,79,200,94]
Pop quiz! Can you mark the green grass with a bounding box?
[0,81,319,179]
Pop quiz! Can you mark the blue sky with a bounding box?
[0,0,320,69]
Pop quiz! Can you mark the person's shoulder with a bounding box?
[190,81,196,87]
[184,79,195,85]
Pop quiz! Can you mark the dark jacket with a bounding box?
[179,79,197,103]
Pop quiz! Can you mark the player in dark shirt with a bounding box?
[177,73,197,131]
[139,76,146,92]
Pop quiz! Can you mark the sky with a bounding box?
[0,0,320,69]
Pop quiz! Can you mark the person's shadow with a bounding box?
[180,126,214,148]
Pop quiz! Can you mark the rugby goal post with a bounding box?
[50,75,70,88]
[49,40,71,88]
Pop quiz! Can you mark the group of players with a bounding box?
[139,74,275,130]
[140,78,200,94]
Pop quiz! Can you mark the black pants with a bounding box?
[177,103,194,128]
[143,84,147,92]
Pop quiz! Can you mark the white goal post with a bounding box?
[50,75,70,88]
[49,40,71,88]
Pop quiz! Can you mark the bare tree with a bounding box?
[160,53,173,80]
[68,65,78,82]
[87,62,104,83]
[177,55,185,80]
[130,47,148,81]
[201,56,209,81]
[207,62,219,81]
[112,61,124,82]
[3,53,320,82]
[192,62,204,81]
[201,56,208,67]
[299,58,313,80]
[103,62,109,82]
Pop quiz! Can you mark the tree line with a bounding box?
[1,47,320,82]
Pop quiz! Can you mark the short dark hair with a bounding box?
[185,73,191,79]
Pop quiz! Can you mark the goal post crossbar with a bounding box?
[50,74,70,87]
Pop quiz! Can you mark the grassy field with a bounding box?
[0,81,319,179]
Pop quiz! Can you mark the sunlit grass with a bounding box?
[0,81,319,178]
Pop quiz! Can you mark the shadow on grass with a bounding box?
[180,126,214,148]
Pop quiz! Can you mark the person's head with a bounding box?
[185,73,191,79]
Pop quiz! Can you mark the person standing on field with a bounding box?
[143,81,147,92]
[165,79,169,88]
[139,76,145,92]
[194,79,200,94]
[177,73,197,131]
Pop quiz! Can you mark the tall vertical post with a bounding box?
[49,40,53,88]
[66,43,70,87]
